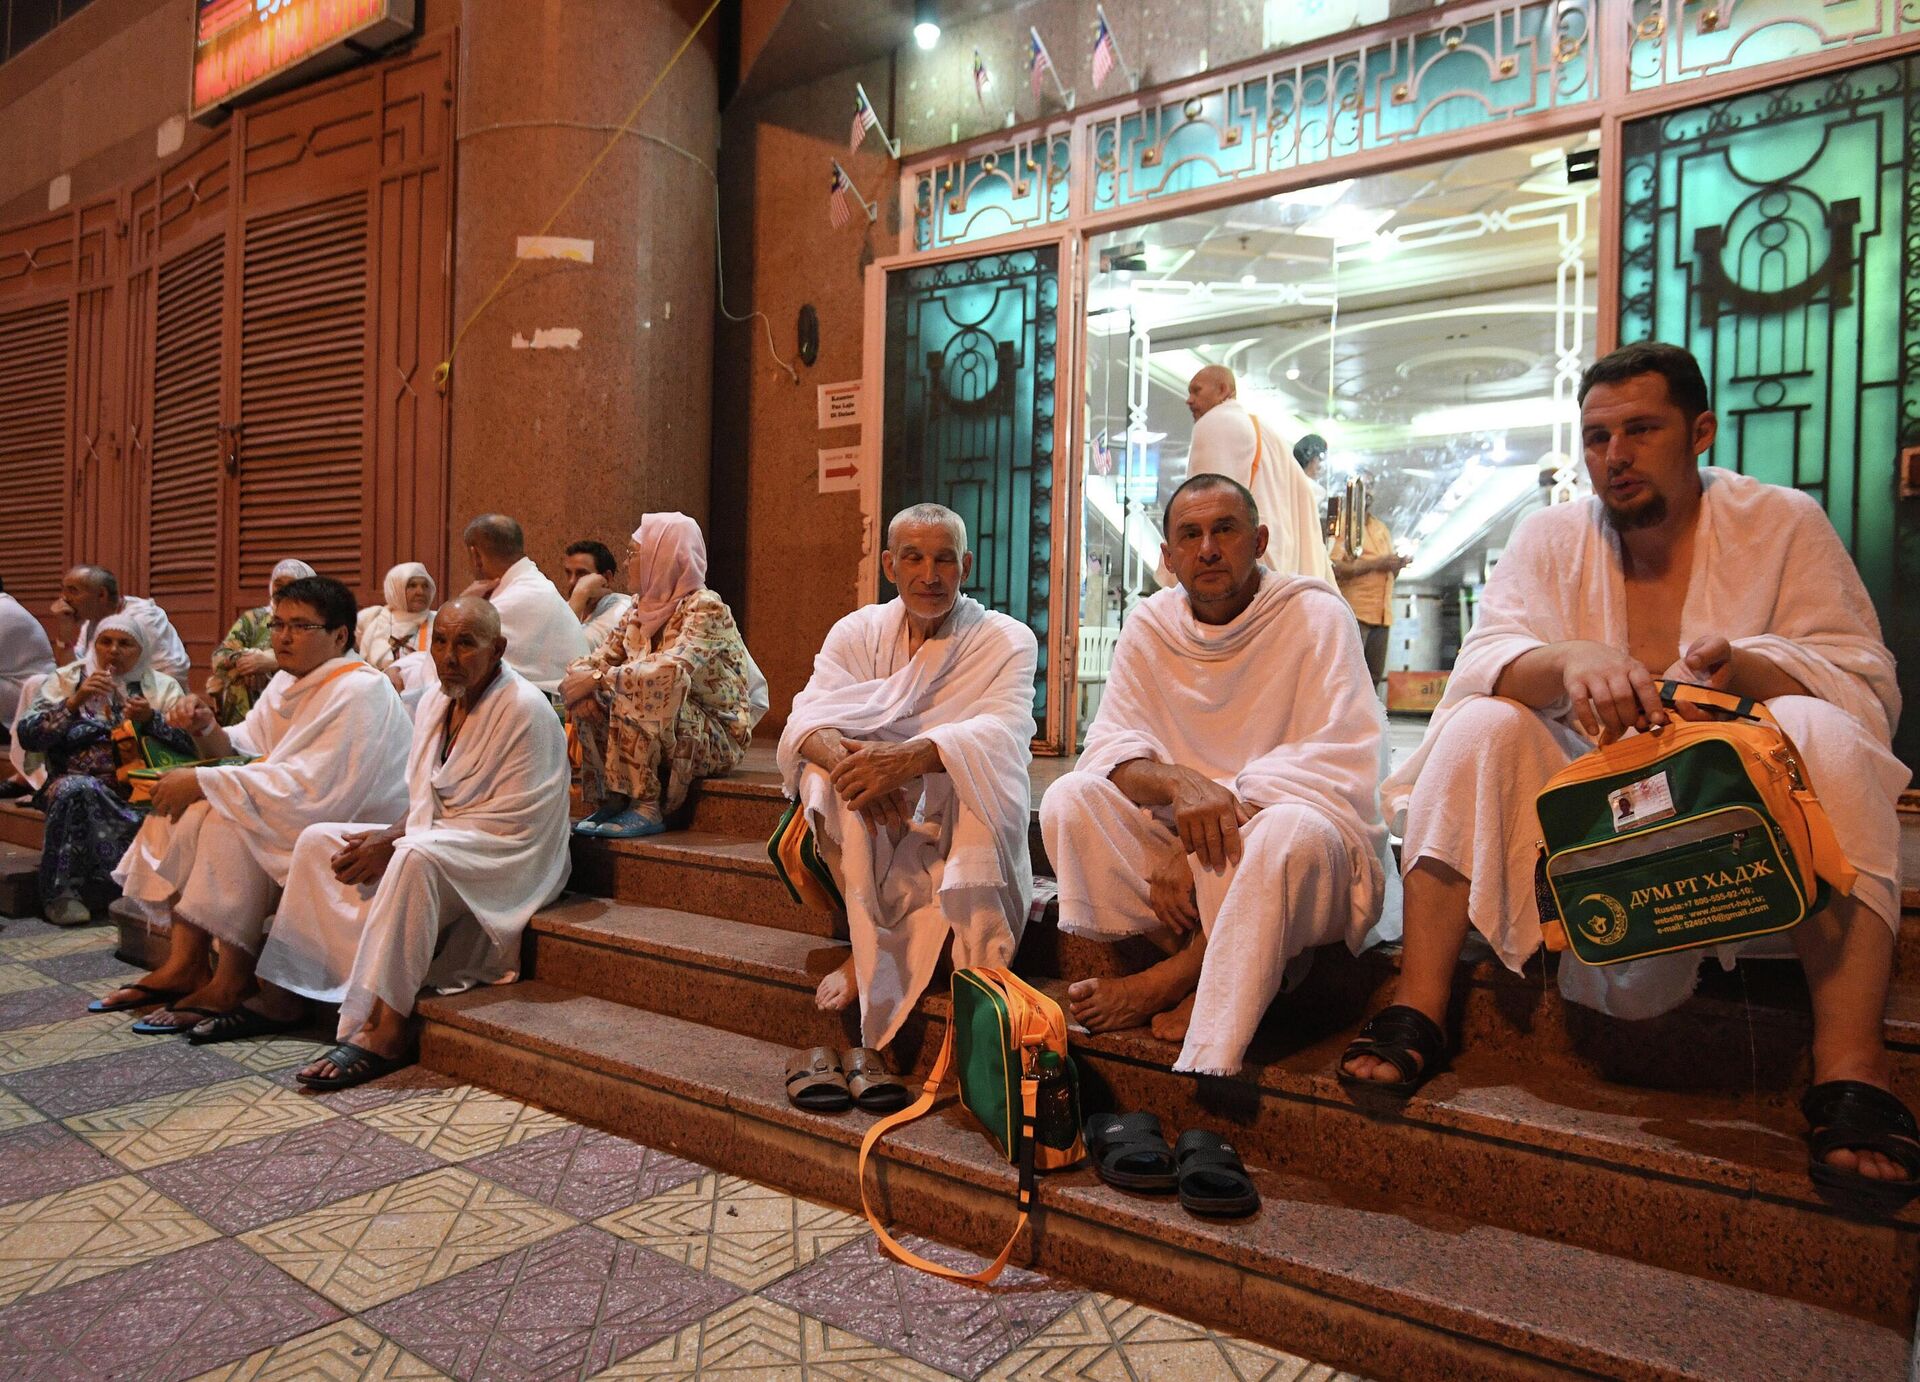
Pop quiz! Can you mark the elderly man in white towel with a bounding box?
[0,575,56,792]
[1041,474,1391,1077]
[1171,365,1333,586]
[1342,343,1915,1205]
[456,514,587,692]
[58,565,190,682]
[778,503,1038,1059]
[95,575,412,1035]
[206,597,571,1088]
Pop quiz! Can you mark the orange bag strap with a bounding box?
[857,1021,1038,1286]
[1248,418,1263,485]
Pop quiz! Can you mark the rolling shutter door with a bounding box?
[235,193,369,590]
[0,301,69,614]
[148,238,226,599]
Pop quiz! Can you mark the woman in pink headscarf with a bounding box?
[558,513,758,837]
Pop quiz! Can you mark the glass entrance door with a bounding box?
[1621,58,1920,769]
[880,246,1061,743]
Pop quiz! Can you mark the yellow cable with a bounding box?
[434,0,725,392]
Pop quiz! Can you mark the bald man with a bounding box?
[1172,366,1333,585]
[58,566,189,681]
[224,597,572,1088]
[457,514,587,692]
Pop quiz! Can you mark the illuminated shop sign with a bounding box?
[191,0,417,118]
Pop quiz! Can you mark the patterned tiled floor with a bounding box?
[0,914,1363,1381]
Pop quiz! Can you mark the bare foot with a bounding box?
[98,962,210,1010]
[1149,993,1196,1043]
[815,956,857,1012]
[1067,958,1192,1034]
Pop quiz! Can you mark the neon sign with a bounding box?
[191,0,417,118]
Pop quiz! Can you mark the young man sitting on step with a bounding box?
[1340,342,1917,1207]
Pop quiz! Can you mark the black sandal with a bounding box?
[1085,1111,1177,1193]
[1802,1080,1920,1211]
[1337,1004,1447,1098]
[295,1042,410,1091]
[1174,1129,1259,1218]
[186,1006,303,1046]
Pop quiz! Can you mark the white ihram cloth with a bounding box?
[1163,400,1335,586]
[76,596,189,683]
[0,593,55,727]
[777,596,1037,1050]
[1384,468,1908,1019]
[581,592,632,651]
[1045,569,1394,1074]
[260,665,571,1036]
[488,556,588,692]
[114,655,412,948]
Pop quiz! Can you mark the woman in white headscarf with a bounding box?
[558,513,758,838]
[18,615,193,928]
[355,562,436,671]
[206,559,316,725]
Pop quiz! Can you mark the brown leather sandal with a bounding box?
[842,1046,910,1112]
[785,1046,852,1112]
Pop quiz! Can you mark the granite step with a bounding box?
[417,985,1911,1382]
[0,801,44,852]
[0,841,40,919]
[520,894,1920,1326]
[567,831,837,937]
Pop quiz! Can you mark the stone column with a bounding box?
[448,0,718,573]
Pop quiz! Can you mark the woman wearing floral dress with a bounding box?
[559,514,759,838]
[205,559,315,725]
[17,615,196,926]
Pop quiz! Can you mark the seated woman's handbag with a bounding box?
[857,966,1085,1284]
[766,800,844,914]
[112,723,247,805]
[1535,680,1856,966]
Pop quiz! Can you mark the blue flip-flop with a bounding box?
[130,1005,221,1036]
[587,808,667,839]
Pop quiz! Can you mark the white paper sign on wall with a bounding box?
[818,445,861,494]
[817,380,863,429]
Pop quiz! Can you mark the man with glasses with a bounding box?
[96,575,412,1035]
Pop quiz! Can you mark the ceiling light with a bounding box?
[1295,204,1394,243]
[914,1,940,49]
[1239,272,1257,288]
[1285,366,1301,381]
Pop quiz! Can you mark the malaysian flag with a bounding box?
[828,166,853,228]
[1092,14,1118,89]
[1092,429,1113,476]
[850,88,879,153]
[972,49,991,108]
[1028,28,1052,101]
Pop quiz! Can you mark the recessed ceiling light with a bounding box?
[1285,366,1301,381]
[913,0,940,49]
[1239,272,1257,288]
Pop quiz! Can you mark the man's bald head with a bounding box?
[1186,365,1237,422]
[430,595,507,700]
[462,514,526,580]
[60,565,120,621]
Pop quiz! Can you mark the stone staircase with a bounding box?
[3,783,1916,1377]
[415,770,1918,1381]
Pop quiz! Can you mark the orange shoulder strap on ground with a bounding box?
[857,1025,1035,1286]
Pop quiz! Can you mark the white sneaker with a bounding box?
[45,893,92,927]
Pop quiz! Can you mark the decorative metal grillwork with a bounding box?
[1627,0,1914,93]
[1084,0,1594,213]
[1620,57,1920,766]
[881,248,1059,720]
[913,130,1073,252]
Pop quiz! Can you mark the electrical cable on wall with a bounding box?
[434,0,737,392]
[456,116,799,385]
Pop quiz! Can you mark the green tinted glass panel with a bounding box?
[1621,60,1920,768]
[882,248,1057,720]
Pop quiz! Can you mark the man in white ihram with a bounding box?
[778,503,1037,1061]
[1173,365,1334,585]
[225,596,571,1088]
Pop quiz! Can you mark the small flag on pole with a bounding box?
[1092,429,1113,476]
[1092,14,1118,88]
[1028,28,1053,101]
[828,165,853,228]
[972,49,991,108]
[850,87,880,153]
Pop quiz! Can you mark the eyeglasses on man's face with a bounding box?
[267,619,330,636]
